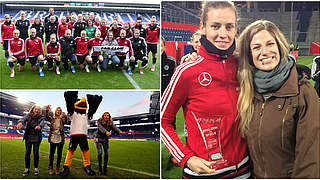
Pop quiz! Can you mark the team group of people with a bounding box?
[0,8,160,77]
[17,91,121,177]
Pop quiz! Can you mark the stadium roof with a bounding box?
[0,92,35,116]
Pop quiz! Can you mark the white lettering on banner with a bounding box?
[0,129,8,134]
[93,46,129,53]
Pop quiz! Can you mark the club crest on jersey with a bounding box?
[198,72,212,86]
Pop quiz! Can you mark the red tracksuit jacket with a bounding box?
[25,37,44,58]
[45,42,60,58]
[146,25,160,44]
[116,37,134,57]
[1,23,15,42]
[58,23,69,39]
[161,45,248,177]
[89,37,103,56]
[8,38,25,58]
[98,25,109,40]
[67,21,75,32]
[74,37,90,55]
[108,27,122,38]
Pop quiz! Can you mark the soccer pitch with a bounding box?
[0,138,160,179]
[0,44,160,89]
[161,56,316,179]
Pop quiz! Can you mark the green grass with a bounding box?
[0,43,160,89]
[160,56,317,179]
[0,139,160,179]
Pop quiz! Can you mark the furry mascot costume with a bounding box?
[60,91,102,176]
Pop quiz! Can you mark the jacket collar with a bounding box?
[254,63,299,100]
[199,35,235,61]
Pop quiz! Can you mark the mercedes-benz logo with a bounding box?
[198,72,212,86]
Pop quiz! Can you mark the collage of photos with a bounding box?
[0,0,319,179]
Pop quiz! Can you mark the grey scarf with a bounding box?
[253,56,294,94]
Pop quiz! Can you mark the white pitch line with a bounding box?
[122,69,141,89]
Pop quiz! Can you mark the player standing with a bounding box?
[116,29,135,75]
[58,16,69,40]
[59,29,77,73]
[1,14,15,61]
[15,11,30,41]
[146,17,160,71]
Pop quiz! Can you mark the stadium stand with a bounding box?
[162,1,320,59]
[0,91,160,141]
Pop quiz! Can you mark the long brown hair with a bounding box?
[237,20,289,137]
[54,107,62,119]
[98,112,113,126]
[28,105,42,116]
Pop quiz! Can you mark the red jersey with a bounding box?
[25,37,44,58]
[67,21,75,32]
[74,37,90,55]
[161,45,249,178]
[45,42,61,58]
[98,25,109,40]
[89,37,103,56]
[93,22,100,27]
[1,22,15,42]
[146,25,160,44]
[116,37,134,57]
[8,38,25,58]
[58,23,69,39]
[108,27,122,38]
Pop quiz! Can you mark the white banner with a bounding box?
[93,46,129,53]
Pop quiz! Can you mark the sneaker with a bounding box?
[128,70,133,76]
[34,168,39,175]
[139,68,144,75]
[71,67,76,73]
[10,71,15,78]
[97,65,101,72]
[39,71,44,77]
[49,168,54,175]
[56,69,60,75]
[83,165,95,176]
[60,166,70,177]
[151,65,155,72]
[85,65,90,73]
[22,169,29,176]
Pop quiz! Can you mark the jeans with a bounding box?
[102,55,120,70]
[95,141,109,167]
[25,141,41,169]
[49,142,64,168]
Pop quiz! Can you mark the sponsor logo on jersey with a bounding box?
[164,65,169,71]
[198,72,212,86]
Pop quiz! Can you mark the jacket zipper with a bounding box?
[281,107,289,149]
[258,102,266,178]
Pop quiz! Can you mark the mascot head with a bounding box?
[74,97,87,114]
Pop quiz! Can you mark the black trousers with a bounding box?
[49,141,64,168]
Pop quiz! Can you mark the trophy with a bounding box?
[191,111,228,170]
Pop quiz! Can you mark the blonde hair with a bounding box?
[237,19,289,137]
[191,30,202,42]
[54,107,62,118]
[29,105,42,116]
